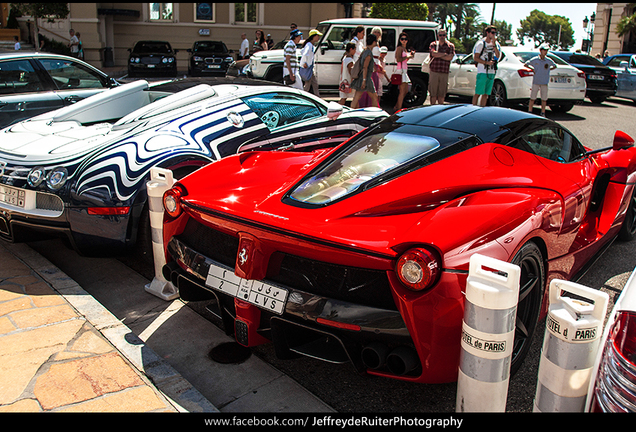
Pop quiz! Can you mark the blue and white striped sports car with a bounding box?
[0,79,387,257]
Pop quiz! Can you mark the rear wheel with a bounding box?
[403,75,427,107]
[489,81,507,107]
[549,103,574,113]
[510,241,545,375]
[619,187,636,241]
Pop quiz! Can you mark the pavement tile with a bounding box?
[33,352,145,410]
[56,386,172,413]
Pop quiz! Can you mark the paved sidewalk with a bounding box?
[0,242,217,413]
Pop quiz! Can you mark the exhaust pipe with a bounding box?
[162,261,179,282]
[361,342,389,370]
[386,346,419,376]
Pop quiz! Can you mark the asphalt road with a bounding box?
[28,95,636,413]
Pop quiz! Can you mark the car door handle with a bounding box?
[64,96,83,104]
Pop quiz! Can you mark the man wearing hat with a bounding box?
[284,29,303,89]
[525,43,557,116]
[300,29,323,95]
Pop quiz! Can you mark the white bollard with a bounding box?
[456,254,520,412]
[144,167,179,301]
[533,279,609,412]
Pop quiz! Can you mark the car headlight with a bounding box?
[225,56,233,62]
[46,166,68,191]
[193,56,203,62]
[162,58,168,63]
[27,166,46,187]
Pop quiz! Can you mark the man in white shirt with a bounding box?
[472,25,501,107]
[239,33,249,59]
[68,29,79,57]
[284,29,303,89]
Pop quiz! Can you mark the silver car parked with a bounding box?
[0,52,118,128]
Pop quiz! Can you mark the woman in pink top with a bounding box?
[394,32,415,112]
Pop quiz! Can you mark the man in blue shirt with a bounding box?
[525,43,557,116]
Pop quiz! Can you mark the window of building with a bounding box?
[149,3,173,21]
[194,3,215,22]
[235,3,257,24]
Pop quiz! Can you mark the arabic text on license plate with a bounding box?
[589,75,604,80]
[552,77,569,83]
[0,185,25,208]
[208,65,220,69]
[206,262,288,314]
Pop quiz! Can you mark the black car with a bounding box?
[187,40,234,77]
[551,51,617,104]
[0,52,118,128]
[128,40,178,78]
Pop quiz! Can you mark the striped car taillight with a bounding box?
[589,311,636,412]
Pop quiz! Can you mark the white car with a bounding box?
[586,265,636,412]
[447,46,587,112]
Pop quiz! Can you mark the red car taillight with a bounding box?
[395,248,440,291]
[590,311,636,412]
[518,68,534,78]
[577,72,586,79]
[163,185,186,218]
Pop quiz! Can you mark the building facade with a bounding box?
[591,3,636,57]
[13,3,370,70]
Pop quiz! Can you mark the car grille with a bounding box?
[205,58,223,65]
[175,217,397,311]
[36,193,64,212]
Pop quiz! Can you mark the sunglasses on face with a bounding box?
[400,38,408,41]
[489,30,497,34]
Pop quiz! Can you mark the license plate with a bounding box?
[207,65,220,69]
[206,262,288,314]
[589,75,604,80]
[551,76,570,84]
[147,64,155,68]
[0,185,25,208]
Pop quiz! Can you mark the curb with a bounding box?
[5,242,219,413]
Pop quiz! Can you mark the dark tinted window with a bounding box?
[39,58,107,90]
[403,29,436,53]
[559,53,604,66]
[606,56,632,67]
[0,59,47,94]
[366,27,396,52]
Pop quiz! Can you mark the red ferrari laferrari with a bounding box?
[161,104,636,384]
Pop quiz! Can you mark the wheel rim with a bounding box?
[627,190,636,236]
[511,250,543,366]
[489,83,505,107]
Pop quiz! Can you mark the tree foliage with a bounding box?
[516,9,574,50]
[616,9,636,37]
[369,3,428,21]
[10,3,70,48]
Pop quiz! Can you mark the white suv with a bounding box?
[247,18,439,107]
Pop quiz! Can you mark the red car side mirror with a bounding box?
[613,130,634,151]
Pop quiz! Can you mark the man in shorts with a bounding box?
[525,43,557,116]
[472,25,501,107]
[427,29,455,105]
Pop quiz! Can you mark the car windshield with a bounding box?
[289,130,440,205]
[193,42,227,53]
[134,42,172,54]
[513,52,569,65]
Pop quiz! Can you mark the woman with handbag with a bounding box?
[300,29,322,96]
[338,42,356,105]
[393,32,415,112]
[350,34,379,109]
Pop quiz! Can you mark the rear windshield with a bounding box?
[513,52,569,65]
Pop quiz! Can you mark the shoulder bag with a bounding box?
[421,41,438,74]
